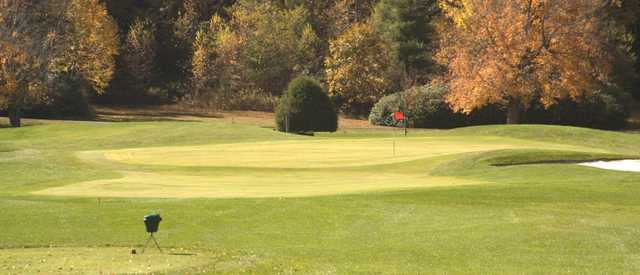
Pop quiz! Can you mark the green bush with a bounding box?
[276,76,338,132]
[368,91,404,126]
[407,85,467,128]
[369,84,466,128]
[524,87,631,130]
[27,73,94,119]
[588,89,631,129]
[370,84,630,130]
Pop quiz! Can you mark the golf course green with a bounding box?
[1,119,640,273]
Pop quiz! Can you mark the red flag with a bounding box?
[394,112,405,121]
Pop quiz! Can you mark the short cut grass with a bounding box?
[1,121,640,273]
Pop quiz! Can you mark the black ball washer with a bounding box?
[142,214,163,253]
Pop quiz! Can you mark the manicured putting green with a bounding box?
[36,136,599,198]
[0,247,213,274]
[97,136,588,168]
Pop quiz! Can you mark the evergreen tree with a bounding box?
[373,0,439,87]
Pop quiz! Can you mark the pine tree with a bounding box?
[373,0,439,87]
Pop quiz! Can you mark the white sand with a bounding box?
[579,160,640,172]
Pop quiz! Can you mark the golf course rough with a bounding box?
[2,121,640,273]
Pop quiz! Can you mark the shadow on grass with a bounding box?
[95,105,222,122]
[95,115,205,123]
[0,118,45,129]
[94,107,223,123]
[168,252,197,256]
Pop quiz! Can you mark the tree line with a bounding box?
[1,0,639,127]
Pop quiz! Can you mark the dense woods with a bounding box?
[1,0,640,129]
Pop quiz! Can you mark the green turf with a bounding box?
[1,120,640,273]
[1,247,219,274]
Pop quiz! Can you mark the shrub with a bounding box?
[186,89,278,112]
[523,87,631,130]
[588,89,631,129]
[371,84,630,130]
[407,85,466,128]
[369,84,466,128]
[368,91,404,126]
[275,76,338,132]
[27,73,94,119]
[218,89,278,112]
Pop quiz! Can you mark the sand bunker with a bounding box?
[580,160,640,172]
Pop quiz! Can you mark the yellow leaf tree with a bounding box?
[328,0,377,36]
[439,0,618,124]
[190,15,239,106]
[325,22,395,116]
[123,17,157,94]
[0,1,53,127]
[1,0,119,127]
[60,0,119,93]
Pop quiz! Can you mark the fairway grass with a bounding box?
[2,121,640,273]
[36,136,599,198]
[34,170,486,198]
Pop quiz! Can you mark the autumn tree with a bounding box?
[235,1,321,94]
[173,0,233,82]
[0,0,118,127]
[0,1,52,127]
[439,0,618,124]
[123,18,157,93]
[325,22,395,116]
[329,0,378,36]
[59,0,119,94]
[190,15,242,106]
[373,0,440,87]
[174,0,232,47]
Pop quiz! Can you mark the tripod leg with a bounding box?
[141,234,153,254]
[151,234,163,253]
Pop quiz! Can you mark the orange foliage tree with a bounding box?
[0,1,53,127]
[439,0,618,124]
[0,0,118,127]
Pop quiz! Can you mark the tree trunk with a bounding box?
[7,89,24,128]
[506,100,521,124]
[8,107,21,128]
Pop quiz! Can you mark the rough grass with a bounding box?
[1,120,640,273]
